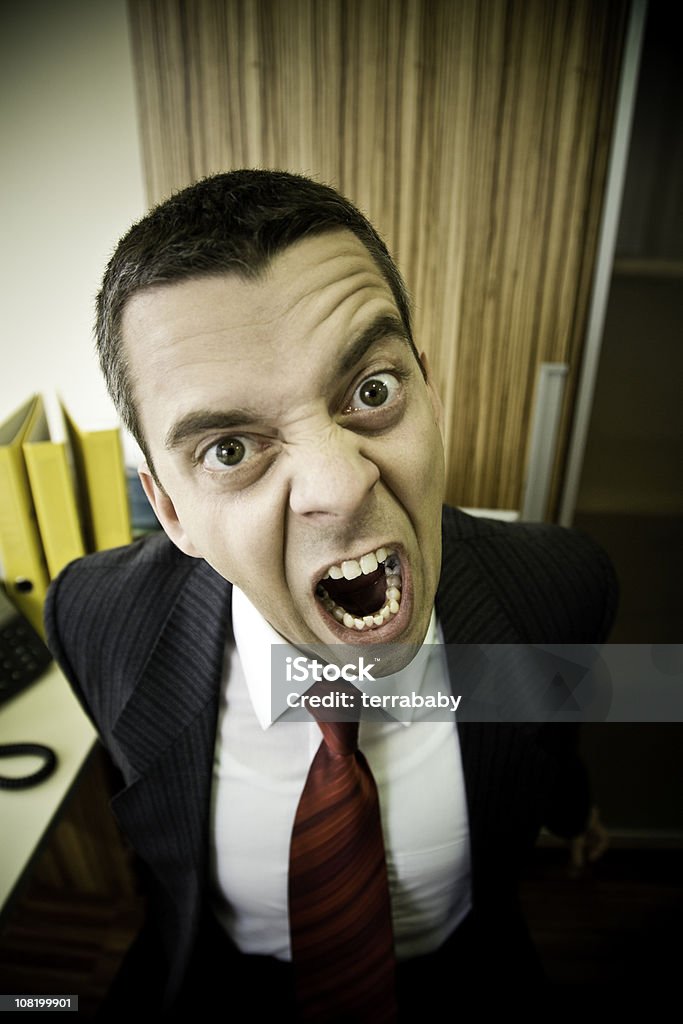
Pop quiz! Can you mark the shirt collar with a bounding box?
[232,587,440,731]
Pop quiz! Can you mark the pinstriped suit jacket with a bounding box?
[44,505,617,1007]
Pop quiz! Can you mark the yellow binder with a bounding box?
[62,404,132,552]
[22,396,86,578]
[0,396,50,635]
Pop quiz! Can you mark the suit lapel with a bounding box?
[112,557,232,776]
[435,508,533,904]
[110,557,232,983]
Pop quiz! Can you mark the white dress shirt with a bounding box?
[209,587,472,961]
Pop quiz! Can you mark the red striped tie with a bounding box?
[288,713,398,1022]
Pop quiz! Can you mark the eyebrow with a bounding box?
[164,313,411,452]
[165,409,261,452]
[336,313,411,376]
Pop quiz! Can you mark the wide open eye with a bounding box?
[202,436,252,470]
[349,371,401,410]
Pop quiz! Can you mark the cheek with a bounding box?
[420,423,446,497]
[390,411,445,493]
[175,490,290,588]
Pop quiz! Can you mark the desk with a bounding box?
[0,664,96,917]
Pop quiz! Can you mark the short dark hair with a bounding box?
[95,169,417,475]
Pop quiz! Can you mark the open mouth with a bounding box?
[315,546,402,632]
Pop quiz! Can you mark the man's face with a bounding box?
[125,230,445,665]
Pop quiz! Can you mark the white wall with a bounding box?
[0,0,146,463]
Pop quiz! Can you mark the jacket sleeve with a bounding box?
[43,534,198,767]
[466,515,619,839]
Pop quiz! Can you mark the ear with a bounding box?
[138,463,202,559]
[419,350,444,433]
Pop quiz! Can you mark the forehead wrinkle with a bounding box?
[290,265,389,325]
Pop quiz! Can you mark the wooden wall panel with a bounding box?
[127,0,627,512]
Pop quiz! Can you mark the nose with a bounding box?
[287,427,380,519]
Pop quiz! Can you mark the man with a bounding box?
[45,170,616,1019]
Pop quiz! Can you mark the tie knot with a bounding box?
[301,677,361,755]
[300,678,360,754]
[318,719,359,756]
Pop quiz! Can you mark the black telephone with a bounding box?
[0,584,57,789]
[0,584,53,706]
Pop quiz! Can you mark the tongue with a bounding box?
[324,566,386,616]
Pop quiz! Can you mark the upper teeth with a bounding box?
[324,547,394,581]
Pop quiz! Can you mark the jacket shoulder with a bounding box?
[440,505,618,642]
[45,532,195,636]
[43,533,200,717]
